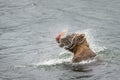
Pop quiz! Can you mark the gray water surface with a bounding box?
[0,0,120,80]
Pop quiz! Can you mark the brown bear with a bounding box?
[56,32,96,63]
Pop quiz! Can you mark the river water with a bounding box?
[0,0,120,80]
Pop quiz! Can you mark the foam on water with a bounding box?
[33,57,97,66]
[34,58,72,66]
[32,29,106,66]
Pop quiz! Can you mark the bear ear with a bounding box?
[80,34,85,38]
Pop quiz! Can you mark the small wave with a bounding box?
[15,58,97,68]
[15,65,27,68]
[72,59,96,66]
[33,58,72,66]
[33,57,97,66]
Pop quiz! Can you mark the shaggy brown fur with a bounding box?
[56,33,96,63]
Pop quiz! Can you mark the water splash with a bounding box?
[76,29,107,52]
[33,29,106,66]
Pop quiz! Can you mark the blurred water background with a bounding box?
[0,0,120,80]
